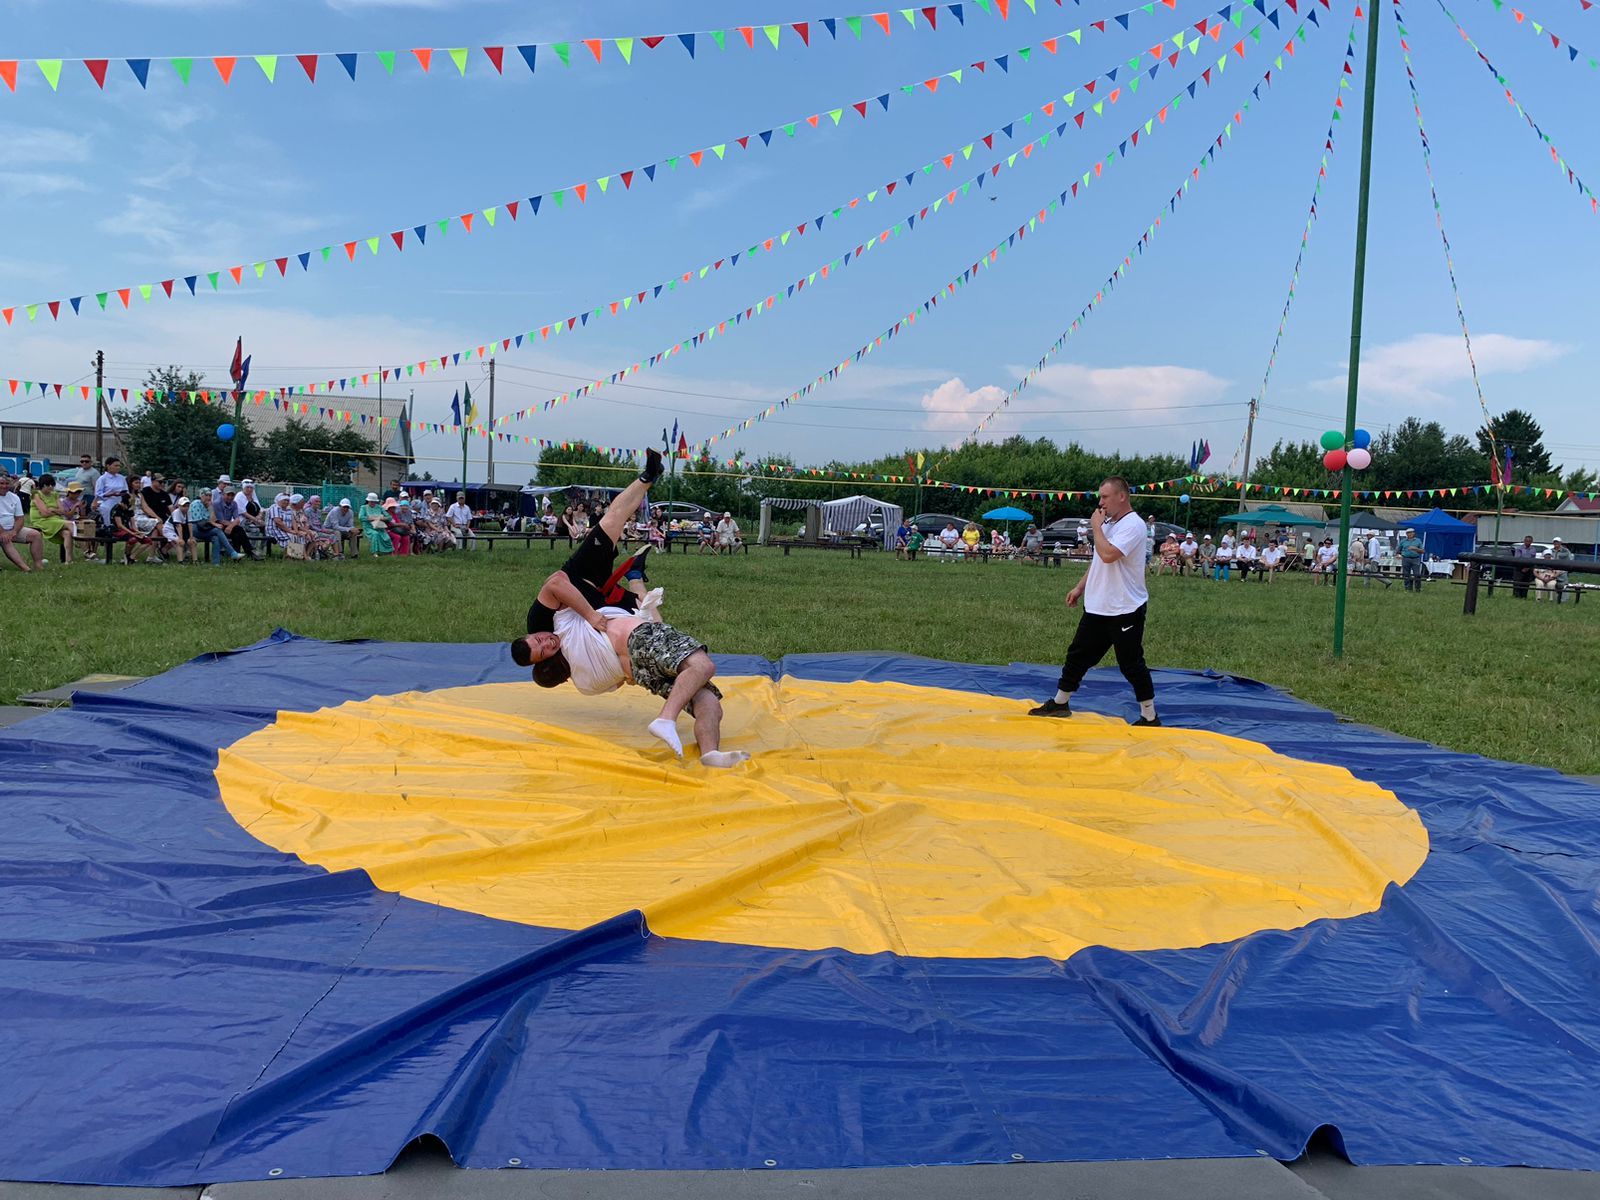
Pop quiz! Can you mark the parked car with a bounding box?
[908,512,969,537]
[650,501,719,525]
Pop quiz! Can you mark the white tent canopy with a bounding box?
[757,495,903,548]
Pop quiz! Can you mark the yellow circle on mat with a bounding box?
[215,677,1428,961]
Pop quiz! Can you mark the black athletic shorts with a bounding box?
[526,526,638,634]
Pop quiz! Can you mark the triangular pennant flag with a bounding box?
[297,53,319,82]
[126,58,150,87]
[412,48,433,72]
[38,59,64,90]
[213,56,238,84]
[84,59,110,88]
[375,50,397,74]
[337,52,358,79]
[255,54,278,82]
[448,47,469,75]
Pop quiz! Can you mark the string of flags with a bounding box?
[952,6,1347,458]
[1393,0,1501,458]
[0,0,1275,331]
[1437,0,1599,214]
[1475,0,1599,71]
[1254,33,1352,408]
[0,0,1195,96]
[698,6,1325,456]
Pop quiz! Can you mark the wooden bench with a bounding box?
[771,537,866,559]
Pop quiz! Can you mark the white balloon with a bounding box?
[1347,448,1373,471]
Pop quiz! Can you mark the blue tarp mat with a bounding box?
[2,632,1598,1185]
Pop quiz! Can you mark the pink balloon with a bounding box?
[1323,449,1348,472]
[1347,447,1372,471]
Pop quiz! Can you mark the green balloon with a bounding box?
[1320,429,1345,451]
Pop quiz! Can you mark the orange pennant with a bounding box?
[213,56,238,84]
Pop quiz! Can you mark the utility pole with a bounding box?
[486,359,496,486]
[93,350,105,463]
[375,367,384,495]
[1332,0,1383,660]
[1238,397,1259,512]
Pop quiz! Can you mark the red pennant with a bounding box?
[983,133,994,148]
[344,241,358,260]
[460,212,475,231]
[161,279,174,297]
[390,231,405,250]
[618,171,633,190]
[1041,101,1056,116]
[1093,19,1107,30]
[853,100,868,117]
[0,62,16,93]
[995,0,1010,16]
[1084,79,1096,93]
[47,300,60,320]
[412,48,433,71]
[84,59,109,88]
[738,26,756,47]
[942,153,954,167]
[117,287,132,307]
[227,267,242,285]
[584,38,604,62]
[641,36,665,49]
[506,200,520,219]
[213,56,238,84]
[573,182,588,202]
[297,53,318,81]
[793,22,811,44]
[483,46,504,73]
[275,256,289,275]
[689,149,705,165]
[1074,111,1086,127]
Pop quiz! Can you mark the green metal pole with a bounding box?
[1333,0,1383,659]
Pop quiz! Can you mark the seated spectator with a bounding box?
[359,492,394,556]
[109,491,155,564]
[211,484,259,560]
[1213,533,1235,582]
[446,492,475,549]
[989,528,1011,557]
[61,481,94,561]
[961,521,981,559]
[715,512,741,554]
[696,519,715,554]
[265,493,297,549]
[1314,537,1338,584]
[0,473,47,572]
[938,522,961,557]
[165,480,194,563]
[1198,534,1217,575]
[28,474,77,564]
[1260,539,1285,581]
[386,498,414,556]
[647,517,666,550]
[894,520,912,558]
[417,500,455,552]
[1155,533,1181,576]
[138,472,179,563]
[906,527,926,559]
[235,479,267,535]
[1178,533,1198,575]
[1534,553,1562,601]
[190,486,240,564]
[322,497,358,558]
[1019,524,1043,562]
[1235,535,1259,581]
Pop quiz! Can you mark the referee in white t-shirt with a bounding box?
[1030,476,1159,726]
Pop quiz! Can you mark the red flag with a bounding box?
[229,337,244,385]
[676,433,690,459]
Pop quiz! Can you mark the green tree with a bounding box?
[115,366,259,481]
[535,444,627,488]
[1248,439,1326,488]
[1369,418,1481,491]
[257,416,377,485]
[676,449,750,516]
[1476,408,1555,478]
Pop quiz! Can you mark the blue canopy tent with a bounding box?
[1405,508,1476,558]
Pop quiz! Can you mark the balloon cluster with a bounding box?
[1320,427,1372,472]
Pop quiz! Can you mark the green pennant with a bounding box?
[1093,100,1103,115]
[95,291,108,310]
[171,57,194,83]
[25,304,37,321]
[207,272,220,290]
[1065,89,1076,106]
[37,59,63,90]
[596,176,610,193]
[551,189,564,208]
[366,236,380,255]
[448,47,469,75]
[552,42,571,66]
[973,0,992,11]
[614,38,634,64]
[1006,152,1018,167]
[1190,37,1200,54]
[710,30,727,50]
[1144,118,1154,134]
[949,68,963,84]
[828,108,844,124]
[1252,27,1263,42]
[253,262,267,279]
[764,24,781,48]
[1022,0,1037,10]
[1233,9,1245,24]
[699,266,709,279]
[961,143,974,159]
[437,218,450,236]
[845,15,864,37]
[320,246,332,261]
[1173,32,1185,48]
[1017,46,1032,62]
[665,156,678,169]
[375,50,396,74]
[782,122,796,137]
[901,7,917,25]
[780,229,791,245]
[1275,55,1284,69]
[255,54,278,82]
[483,206,498,224]
[622,296,632,310]
[1131,76,1141,93]
[712,143,727,158]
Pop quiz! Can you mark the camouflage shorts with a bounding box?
[626,622,722,705]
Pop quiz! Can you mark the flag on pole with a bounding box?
[1503,444,1514,485]
[676,432,690,459]
[229,336,250,394]
[463,383,478,426]
[1199,439,1212,467]
[1489,449,1502,486]
[449,390,462,427]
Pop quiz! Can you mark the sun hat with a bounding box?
[340,498,353,508]
[366,492,379,502]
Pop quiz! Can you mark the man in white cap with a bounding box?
[715,510,740,554]
[1550,536,1574,603]
[210,482,260,559]
[446,491,476,549]
[323,496,358,557]
[1397,527,1425,592]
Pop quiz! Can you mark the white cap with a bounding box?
[290,493,304,504]
[216,474,232,484]
[366,492,379,502]
[1553,536,1563,543]
[276,493,291,503]
[340,498,352,508]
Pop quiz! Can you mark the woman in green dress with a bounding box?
[28,474,75,563]
[358,492,394,556]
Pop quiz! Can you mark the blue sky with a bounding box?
[1,0,1596,483]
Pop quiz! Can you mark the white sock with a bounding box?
[700,750,750,769]
[1053,689,1073,705]
[1139,699,1157,721]
[647,718,683,757]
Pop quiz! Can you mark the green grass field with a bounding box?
[6,546,1597,773]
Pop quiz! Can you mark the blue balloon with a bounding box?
[1179,494,1191,505]
[1352,428,1371,450]
[216,423,236,442]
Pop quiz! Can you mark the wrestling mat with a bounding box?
[3,632,1597,1185]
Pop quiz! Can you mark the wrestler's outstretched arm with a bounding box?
[538,572,606,630]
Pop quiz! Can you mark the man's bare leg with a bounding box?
[691,689,749,768]
[1,539,30,572]
[647,651,716,757]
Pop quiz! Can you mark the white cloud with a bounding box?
[1314,332,1568,402]
[919,376,1008,431]
[3,127,94,165]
